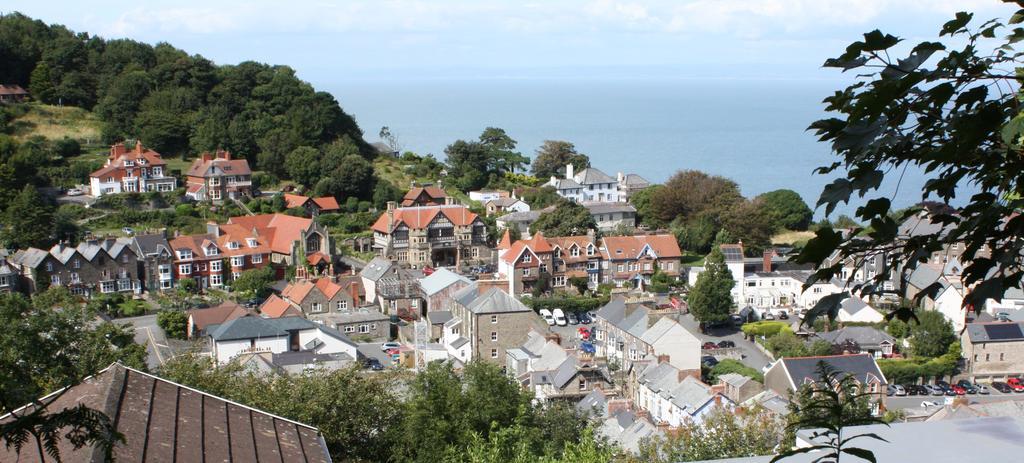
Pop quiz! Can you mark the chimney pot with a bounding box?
[135,140,143,154]
[565,163,575,180]
[657,354,670,364]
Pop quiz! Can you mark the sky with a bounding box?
[2,0,1018,86]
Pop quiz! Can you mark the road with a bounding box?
[676,312,775,372]
[888,386,1024,410]
[117,314,173,370]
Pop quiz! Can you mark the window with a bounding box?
[210,274,223,286]
[644,263,652,271]
[251,254,263,264]
[553,276,566,287]
[617,264,624,272]
[73,259,81,269]
[311,302,324,313]
[159,266,171,276]
[122,254,129,263]
[359,324,370,333]
[522,268,531,277]
[231,256,244,267]
[205,246,219,256]
[389,300,397,310]
[663,262,673,270]
[571,246,580,257]
[232,272,241,280]
[587,245,595,256]
[522,253,532,263]
[228,241,239,250]
[337,300,348,310]
[344,325,356,333]
[540,263,547,273]
[1001,353,1005,361]
[101,281,115,293]
[45,262,53,272]
[491,315,498,324]
[70,272,80,283]
[471,247,480,258]
[411,299,420,308]
[247,238,257,248]
[491,349,498,358]
[579,379,588,390]
[0,276,7,287]
[211,260,222,272]
[160,279,172,289]
[179,264,191,275]
[397,251,408,261]
[177,250,193,259]
[490,331,497,341]
[199,264,207,271]
[986,354,991,362]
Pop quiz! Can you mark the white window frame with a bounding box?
[231,256,244,267]
[179,264,191,275]
[251,254,263,264]
[491,348,498,358]
[247,238,257,248]
[311,302,324,313]
[490,331,497,342]
[210,260,222,272]
[210,274,223,287]
[491,315,497,324]
[359,324,370,334]
[337,300,348,310]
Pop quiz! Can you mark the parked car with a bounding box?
[902,384,918,396]
[892,384,906,396]
[579,313,592,324]
[717,340,736,348]
[992,381,1013,393]
[730,314,744,326]
[66,188,84,196]
[363,358,384,371]
[567,312,579,325]
[762,312,775,320]
[927,384,946,396]
[997,312,1011,321]
[957,380,977,394]
[886,385,896,396]
[975,383,990,395]
[920,400,942,408]
[1008,377,1024,392]
[577,327,591,340]
[777,311,789,320]
[552,309,568,326]
[950,384,966,395]
[701,355,719,368]
[380,341,401,352]
[702,341,718,350]
[384,348,400,356]
[540,309,555,326]
[122,227,135,236]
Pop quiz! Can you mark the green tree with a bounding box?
[688,248,734,325]
[28,62,56,103]
[708,358,764,383]
[531,140,591,179]
[630,184,665,228]
[756,189,813,231]
[479,127,528,174]
[909,310,955,358]
[637,407,783,462]
[650,170,743,225]
[795,7,1024,313]
[720,200,775,255]
[230,266,275,299]
[529,199,597,237]
[2,184,54,249]
[156,310,189,340]
[284,146,322,187]
[314,154,375,200]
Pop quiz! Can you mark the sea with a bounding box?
[328,78,955,220]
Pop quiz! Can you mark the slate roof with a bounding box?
[620,173,650,187]
[574,167,616,185]
[419,268,471,296]
[718,372,753,389]
[839,296,872,316]
[497,210,542,224]
[132,233,171,257]
[210,316,355,348]
[576,388,609,416]
[0,363,331,463]
[464,287,532,314]
[908,264,942,290]
[551,178,582,190]
[815,326,895,348]
[185,150,251,177]
[584,202,636,214]
[360,257,393,281]
[427,311,454,325]
[778,353,886,390]
[965,322,1024,343]
[596,297,628,326]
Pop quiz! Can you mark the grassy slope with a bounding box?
[772,230,815,247]
[8,103,102,143]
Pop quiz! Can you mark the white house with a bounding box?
[208,316,358,364]
[594,298,701,375]
[547,164,621,203]
[837,296,885,323]
[468,190,508,203]
[634,362,733,427]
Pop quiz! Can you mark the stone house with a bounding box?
[371,202,490,268]
[593,297,700,375]
[131,232,174,292]
[584,202,636,232]
[13,237,142,297]
[420,267,472,312]
[227,213,338,276]
[602,234,682,288]
[441,284,547,364]
[962,321,1024,378]
[261,276,390,342]
[184,150,253,203]
[0,254,23,294]
[507,331,613,401]
[763,354,887,406]
[717,373,764,404]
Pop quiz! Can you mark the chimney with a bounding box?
[134,140,143,154]
[710,383,726,395]
[110,142,126,160]
[607,399,631,415]
[545,332,562,345]
[656,354,670,365]
[617,172,624,183]
[202,152,213,162]
[386,201,396,229]
[587,228,596,244]
[763,249,775,272]
[206,221,220,237]
[565,163,575,180]
[218,149,230,160]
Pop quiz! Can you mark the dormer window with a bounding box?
[206,245,219,256]
[246,238,257,248]
[570,246,580,257]
[138,159,146,165]
[586,244,595,256]
[228,241,239,250]
[176,250,193,259]
[124,161,135,167]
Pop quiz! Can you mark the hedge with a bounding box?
[877,342,960,383]
[523,295,609,313]
[741,321,791,338]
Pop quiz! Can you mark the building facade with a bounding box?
[169,223,271,291]
[184,150,253,203]
[89,141,177,197]
[372,203,490,268]
[12,237,142,297]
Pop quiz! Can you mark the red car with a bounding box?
[1008,378,1024,392]
[577,327,591,340]
[950,384,966,395]
[385,348,400,356]
[702,342,718,350]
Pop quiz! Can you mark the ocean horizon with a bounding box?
[328,77,954,220]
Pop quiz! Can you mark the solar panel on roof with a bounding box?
[984,323,1024,341]
[721,247,743,261]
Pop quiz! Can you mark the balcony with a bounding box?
[227,180,252,187]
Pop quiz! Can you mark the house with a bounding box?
[401,185,448,207]
[496,210,542,235]
[208,316,358,364]
[0,84,29,103]
[360,257,393,305]
[584,202,636,231]
[597,407,661,455]
[371,202,489,268]
[89,141,177,196]
[376,267,425,318]
[485,197,531,216]
[440,284,546,364]
[962,321,1024,378]
[265,276,389,342]
[547,164,621,203]
[12,237,142,297]
[547,232,605,290]
[602,234,682,287]
[0,363,333,462]
[814,326,896,358]
[836,296,885,323]
[169,222,272,291]
[498,231,556,297]
[420,267,472,312]
[632,361,733,427]
[184,149,253,203]
[506,331,613,401]
[469,189,509,202]
[131,232,174,292]
[0,253,23,294]
[763,353,887,405]
[616,172,650,202]
[906,261,968,331]
[235,350,356,376]
[186,300,253,338]
[717,373,764,404]
[283,193,342,216]
[594,297,700,375]
[227,213,337,275]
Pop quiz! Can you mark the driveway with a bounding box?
[357,343,396,368]
[116,314,175,370]
[676,313,774,372]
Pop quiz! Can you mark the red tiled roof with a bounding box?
[371,205,479,233]
[314,278,343,299]
[284,193,310,209]
[259,294,302,318]
[312,196,340,211]
[281,280,316,304]
[0,84,28,96]
[89,141,168,178]
[307,252,330,265]
[186,150,251,177]
[187,301,251,331]
[498,229,512,250]
[228,214,314,255]
[602,234,682,260]
[401,186,447,206]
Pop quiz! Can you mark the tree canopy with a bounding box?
[445,128,528,191]
[529,199,598,237]
[756,189,813,231]
[687,248,735,324]
[531,140,591,179]
[909,310,955,358]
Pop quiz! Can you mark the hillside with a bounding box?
[7,103,102,143]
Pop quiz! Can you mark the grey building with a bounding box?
[12,237,142,297]
[442,284,548,365]
[763,353,887,405]
[814,326,896,358]
[132,232,174,292]
[962,321,1024,378]
[0,252,23,294]
[583,202,636,232]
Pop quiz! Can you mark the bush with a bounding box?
[763,331,832,358]
[157,310,189,340]
[523,294,609,313]
[708,359,764,383]
[878,341,960,383]
[741,321,790,338]
[118,299,147,317]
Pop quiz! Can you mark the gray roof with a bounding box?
[965,322,1024,343]
[271,351,354,367]
[839,296,872,316]
[576,388,609,416]
[309,309,389,325]
[427,311,454,325]
[359,257,393,281]
[419,268,471,296]
[551,356,580,389]
[718,372,753,389]
[463,287,532,314]
[132,233,171,257]
[620,173,650,187]
[897,212,954,239]
[596,297,628,325]
[575,167,616,185]
[778,353,886,389]
[583,202,636,214]
[551,178,582,190]
[908,264,942,291]
[12,248,47,268]
[497,210,541,223]
[621,306,651,338]
[815,326,895,348]
[450,336,469,349]
[486,197,523,207]
[210,316,356,348]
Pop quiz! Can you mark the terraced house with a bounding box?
[12,236,142,296]
[372,202,489,268]
[169,223,271,290]
[89,140,177,196]
[602,234,682,287]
